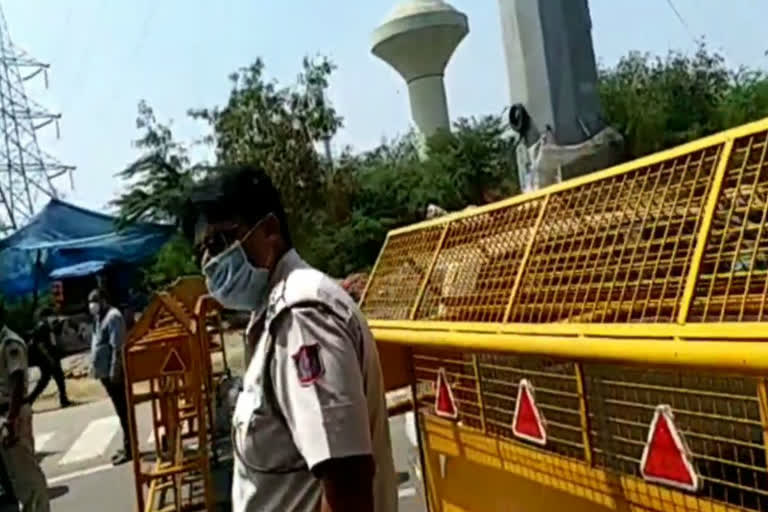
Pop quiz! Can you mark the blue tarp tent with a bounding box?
[0,199,175,298]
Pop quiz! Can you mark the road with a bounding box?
[28,400,425,511]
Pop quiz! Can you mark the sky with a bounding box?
[3,0,767,214]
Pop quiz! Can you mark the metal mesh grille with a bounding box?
[508,145,722,323]
[360,226,444,320]
[365,122,768,512]
[690,131,768,322]
[412,348,483,430]
[478,355,585,461]
[415,354,768,512]
[587,365,768,511]
[414,200,543,322]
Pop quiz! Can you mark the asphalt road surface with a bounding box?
[22,400,426,511]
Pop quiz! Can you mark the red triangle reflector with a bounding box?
[640,405,700,492]
[161,348,186,375]
[512,379,547,446]
[434,368,458,420]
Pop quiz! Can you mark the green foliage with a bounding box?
[111,100,202,227]
[185,56,516,276]
[599,43,768,159]
[115,43,768,288]
[188,57,342,255]
[305,115,519,276]
[139,234,199,291]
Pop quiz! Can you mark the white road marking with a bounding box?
[404,412,418,448]
[47,463,114,485]
[398,486,417,499]
[59,416,120,465]
[35,432,55,452]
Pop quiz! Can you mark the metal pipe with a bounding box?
[371,327,768,373]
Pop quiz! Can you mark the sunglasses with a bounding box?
[194,215,272,266]
[194,226,241,267]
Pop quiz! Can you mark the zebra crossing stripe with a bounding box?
[35,432,55,452]
[58,416,120,465]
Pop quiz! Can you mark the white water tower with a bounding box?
[371,0,469,139]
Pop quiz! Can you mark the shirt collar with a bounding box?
[246,249,303,332]
[268,249,303,289]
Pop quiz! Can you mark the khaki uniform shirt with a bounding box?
[0,326,28,405]
[231,250,397,512]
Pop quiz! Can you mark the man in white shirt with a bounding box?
[88,290,131,465]
[183,164,397,512]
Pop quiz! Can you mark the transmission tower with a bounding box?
[0,5,74,234]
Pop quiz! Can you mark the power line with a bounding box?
[663,0,739,66]
[65,0,106,111]
[664,0,696,44]
[131,0,158,58]
[103,0,158,109]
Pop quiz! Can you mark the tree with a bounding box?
[111,100,201,227]
[138,234,199,291]
[308,115,519,277]
[189,57,343,254]
[113,101,202,291]
[115,44,768,286]
[598,43,768,159]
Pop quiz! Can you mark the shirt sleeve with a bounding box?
[271,305,372,471]
[107,312,127,377]
[4,338,27,376]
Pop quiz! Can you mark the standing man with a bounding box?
[25,309,71,408]
[0,304,49,512]
[183,165,397,512]
[88,290,131,465]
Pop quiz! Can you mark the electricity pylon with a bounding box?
[0,5,74,234]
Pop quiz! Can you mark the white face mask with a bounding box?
[203,240,270,312]
[88,302,100,317]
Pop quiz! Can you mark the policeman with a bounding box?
[0,305,50,512]
[25,308,71,408]
[183,165,397,512]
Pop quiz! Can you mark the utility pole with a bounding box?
[498,0,623,192]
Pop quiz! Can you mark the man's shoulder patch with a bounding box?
[292,344,324,386]
[5,340,24,362]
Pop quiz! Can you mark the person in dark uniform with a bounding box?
[25,309,71,409]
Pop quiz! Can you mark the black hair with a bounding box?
[181,163,292,247]
[89,288,108,304]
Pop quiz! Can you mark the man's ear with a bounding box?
[262,215,282,243]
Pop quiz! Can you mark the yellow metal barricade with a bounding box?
[124,283,216,512]
[364,117,768,512]
[167,277,230,458]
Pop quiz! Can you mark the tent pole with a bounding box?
[31,249,41,316]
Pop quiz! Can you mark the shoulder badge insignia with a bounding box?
[6,345,21,362]
[292,344,324,386]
